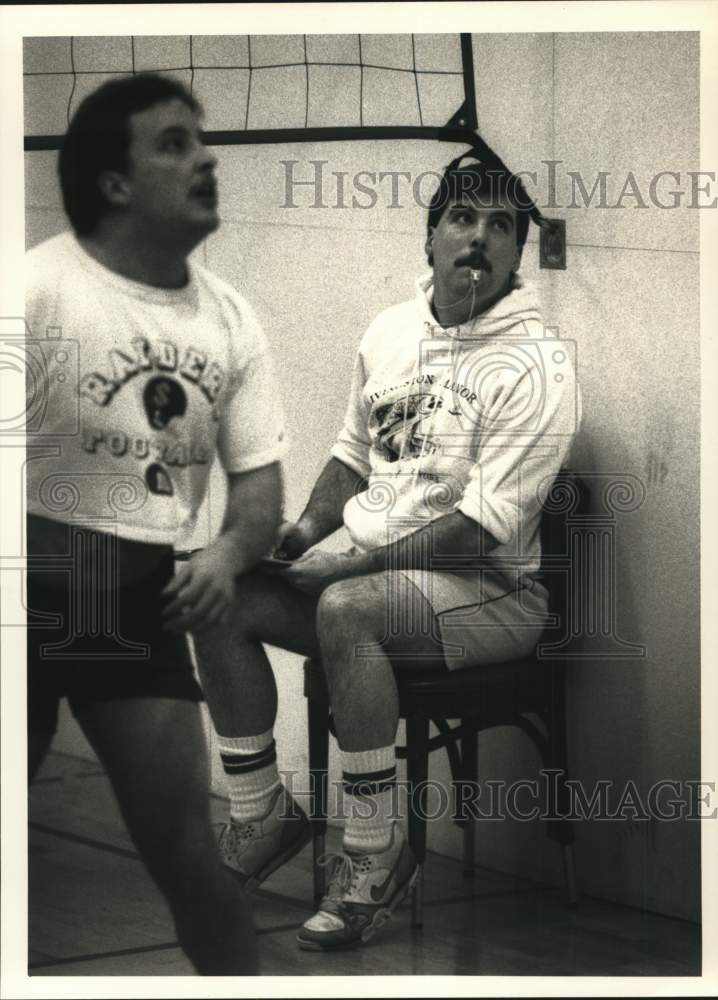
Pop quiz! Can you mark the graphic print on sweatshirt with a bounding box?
[79,335,225,499]
[366,366,482,467]
[371,391,443,462]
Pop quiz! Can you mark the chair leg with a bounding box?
[544,664,578,904]
[405,712,430,929]
[312,829,327,906]
[460,724,478,878]
[411,867,425,928]
[307,696,330,908]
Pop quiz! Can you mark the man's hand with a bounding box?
[162,540,238,633]
[276,549,356,595]
[267,458,362,560]
[273,519,318,561]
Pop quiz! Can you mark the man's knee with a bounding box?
[316,575,388,654]
[318,578,366,633]
[194,570,272,656]
[318,577,355,614]
[229,570,272,632]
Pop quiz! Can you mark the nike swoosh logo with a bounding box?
[369,852,403,902]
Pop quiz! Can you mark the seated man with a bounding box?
[26,73,289,974]
[190,153,579,952]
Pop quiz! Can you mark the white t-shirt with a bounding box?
[25,232,287,545]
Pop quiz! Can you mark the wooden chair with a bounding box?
[303,471,588,926]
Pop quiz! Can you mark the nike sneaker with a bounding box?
[296,823,418,950]
[217,785,311,892]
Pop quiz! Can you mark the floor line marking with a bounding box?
[29,941,181,970]
[30,921,307,970]
[29,822,139,860]
[423,885,553,909]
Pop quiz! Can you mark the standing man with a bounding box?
[26,74,287,974]
[193,153,579,951]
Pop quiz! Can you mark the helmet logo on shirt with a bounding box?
[141,376,186,498]
[143,376,187,431]
[145,462,174,496]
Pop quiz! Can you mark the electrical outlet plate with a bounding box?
[539,218,567,269]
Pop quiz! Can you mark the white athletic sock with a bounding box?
[217,729,281,825]
[340,745,396,854]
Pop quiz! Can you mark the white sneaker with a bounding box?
[217,786,311,892]
[296,824,418,950]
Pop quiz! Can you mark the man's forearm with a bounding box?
[219,462,284,572]
[297,457,366,546]
[348,510,499,576]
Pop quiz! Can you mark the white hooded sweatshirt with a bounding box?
[331,272,580,581]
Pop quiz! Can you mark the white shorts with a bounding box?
[396,567,549,671]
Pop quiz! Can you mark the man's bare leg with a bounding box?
[192,570,321,736]
[191,571,323,889]
[75,696,258,975]
[316,572,447,750]
[193,566,446,936]
[297,570,446,950]
[28,730,54,783]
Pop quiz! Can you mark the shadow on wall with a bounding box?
[563,430,699,922]
[567,428,649,802]
[456,432,651,896]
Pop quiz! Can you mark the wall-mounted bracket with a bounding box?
[540,218,567,270]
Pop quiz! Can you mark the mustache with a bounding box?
[455,252,492,272]
[191,176,217,197]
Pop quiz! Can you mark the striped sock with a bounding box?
[341,745,396,854]
[217,729,281,824]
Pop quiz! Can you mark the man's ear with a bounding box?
[97,170,131,209]
[425,228,434,267]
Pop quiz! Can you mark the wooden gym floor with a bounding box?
[28,750,701,977]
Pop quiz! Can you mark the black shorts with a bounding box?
[26,516,203,735]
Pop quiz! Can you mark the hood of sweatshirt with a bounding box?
[414,271,543,340]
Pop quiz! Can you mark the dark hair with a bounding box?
[427,152,540,257]
[58,73,200,235]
